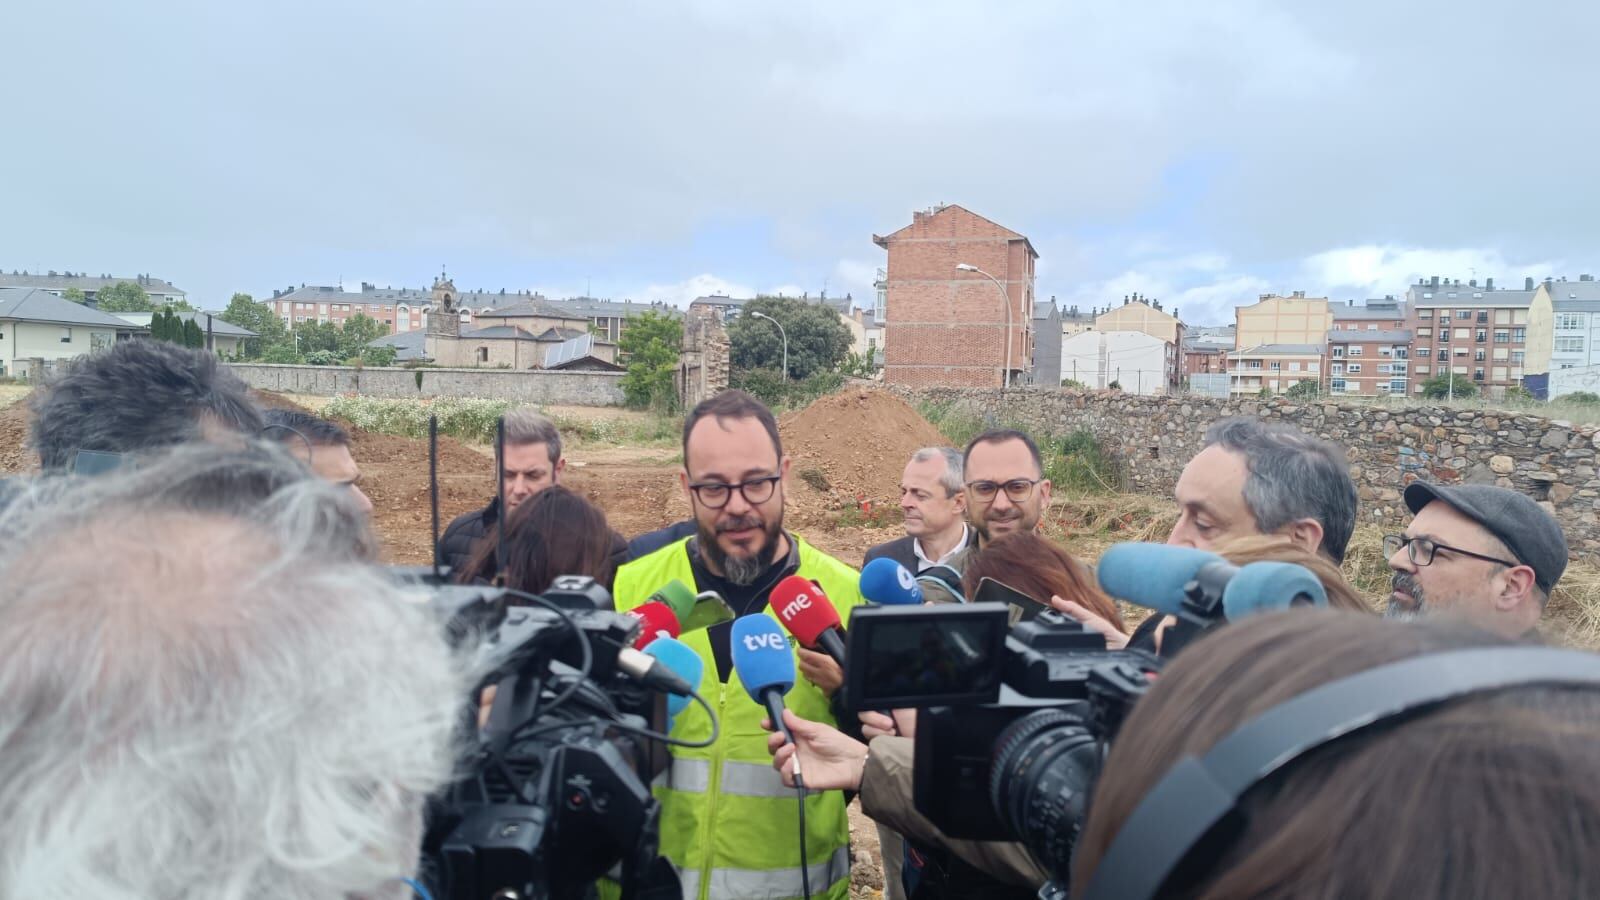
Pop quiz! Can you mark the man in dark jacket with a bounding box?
[437,408,565,574]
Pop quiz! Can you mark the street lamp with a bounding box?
[749,310,788,382]
[956,263,1014,387]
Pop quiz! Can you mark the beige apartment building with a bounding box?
[1235,293,1334,349]
[1405,277,1551,398]
[1094,294,1184,390]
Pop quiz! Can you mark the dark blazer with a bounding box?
[864,535,919,572]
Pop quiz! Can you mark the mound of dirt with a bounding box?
[780,389,950,513]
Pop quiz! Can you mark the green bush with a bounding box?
[1050,429,1125,494]
[321,396,681,447]
[1565,391,1600,405]
[1285,380,1320,399]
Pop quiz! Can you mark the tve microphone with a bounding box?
[644,637,703,723]
[626,601,681,649]
[771,575,847,666]
[643,579,699,625]
[859,557,924,605]
[730,614,801,753]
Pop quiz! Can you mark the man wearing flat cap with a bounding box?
[1384,482,1568,640]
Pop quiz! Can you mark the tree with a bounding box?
[219,292,287,358]
[95,281,154,312]
[618,311,682,410]
[364,344,398,367]
[836,350,879,379]
[261,343,303,364]
[1420,373,1476,400]
[61,287,86,304]
[182,318,204,349]
[726,296,852,381]
[337,313,387,359]
[149,308,180,343]
[1285,380,1321,399]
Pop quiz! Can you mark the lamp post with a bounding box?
[749,310,788,382]
[956,263,1014,387]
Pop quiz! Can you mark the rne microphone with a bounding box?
[625,601,680,650]
[859,557,924,605]
[644,637,703,726]
[1096,542,1327,623]
[730,614,802,757]
[771,575,846,666]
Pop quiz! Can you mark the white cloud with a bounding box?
[635,274,755,308]
[1299,245,1565,298]
[1061,254,1270,326]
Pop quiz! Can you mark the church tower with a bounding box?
[426,267,460,339]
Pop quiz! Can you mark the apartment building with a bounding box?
[1225,344,1322,396]
[1405,276,1551,398]
[1093,294,1184,391]
[873,204,1037,387]
[0,271,187,307]
[1542,277,1600,370]
[1327,329,1412,396]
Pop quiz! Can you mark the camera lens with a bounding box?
[989,707,1102,875]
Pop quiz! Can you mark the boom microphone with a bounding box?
[625,601,681,649]
[771,575,847,666]
[1096,542,1326,622]
[859,557,924,605]
[730,614,801,754]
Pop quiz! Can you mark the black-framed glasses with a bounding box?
[688,475,781,510]
[966,478,1040,503]
[1383,533,1519,570]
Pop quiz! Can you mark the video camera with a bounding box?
[840,543,1330,888]
[402,570,687,900]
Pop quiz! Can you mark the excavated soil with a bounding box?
[0,403,34,475]
[780,389,950,518]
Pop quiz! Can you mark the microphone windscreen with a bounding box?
[730,614,795,702]
[860,557,923,605]
[647,579,698,623]
[770,575,841,646]
[1096,543,1225,615]
[644,637,703,717]
[1221,561,1329,622]
[627,601,681,649]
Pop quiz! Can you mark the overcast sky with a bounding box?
[4,0,1597,324]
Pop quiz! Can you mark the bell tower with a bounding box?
[426,267,460,339]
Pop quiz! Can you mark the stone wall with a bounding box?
[678,309,730,409]
[227,364,624,406]
[892,387,1600,557]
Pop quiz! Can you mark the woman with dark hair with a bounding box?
[961,531,1128,647]
[456,484,620,595]
[1072,610,1600,898]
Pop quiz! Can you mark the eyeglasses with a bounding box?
[966,478,1040,503]
[688,475,781,510]
[1382,533,1519,570]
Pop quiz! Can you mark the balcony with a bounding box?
[1436,351,1447,361]
[1473,372,1485,382]
[1477,313,1488,323]
[1475,336,1486,343]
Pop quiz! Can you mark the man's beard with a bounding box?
[976,507,1029,541]
[1385,571,1428,621]
[701,511,784,586]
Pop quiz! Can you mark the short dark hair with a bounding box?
[1204,417,1358,564]
[963,429,1043,477]
[682,390,783,464]
[260,409,351,448]
[29,340,264,470]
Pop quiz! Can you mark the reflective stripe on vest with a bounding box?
[653,757,796,799]
[695,844,851,900]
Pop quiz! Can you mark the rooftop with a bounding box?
[0,272,184,295]
[367,330,428,362]
[1332,301,1407,320]
[1233,343,1324,356]
[0,288,147,329]
[1327,329,1413,344]
[112,310,256,337]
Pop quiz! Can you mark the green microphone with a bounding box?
[647,579,698,622]
[643,580,736,633]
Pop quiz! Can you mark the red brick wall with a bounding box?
[880,207,1033,388]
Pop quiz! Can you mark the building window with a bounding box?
[1390,379,1407,393]
[1330,378,1348,393]
[1331,346,1346,358]
[1394,348,1409,359]
[1512,350,1526,363]
[1474,367,1485,381]
[1423,293,1435,300]
[1495,330,1509,343]
[1513,327,1527,341]
[1416,365,1430,374]
[1270,361,1281,370]
[1331,363,1345,375]
[1558,313,1585,330]
[1455,328,1469,340]
[1348,346,1363,356]
[1347,363,1362,373]
[1475,349,1486,361]
[1417,327,1432,337]
[60,327,71,343]
[1289,362,1301,372]
[1367,324,1378,330]
[477,347,489,363]
[1475,329,1487,342]
[1419,309,1433,318]
[1556,336,1585,353]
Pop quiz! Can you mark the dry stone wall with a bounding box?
[893,387,1600,558]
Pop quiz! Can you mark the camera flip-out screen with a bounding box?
[843,602,1010,710]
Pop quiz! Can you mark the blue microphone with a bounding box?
[1097,543,1222,616]
[1221,561,1327,620]
[1097,542,1326,622]
[860,557,924,605]
[730,614,800,752]
[644,637,704,726]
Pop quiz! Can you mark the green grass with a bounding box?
[918,399,1124,495]
[321,395,679,447]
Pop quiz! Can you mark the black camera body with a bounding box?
[844,603,1158,878]
[401,572,678,900]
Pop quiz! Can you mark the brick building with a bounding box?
[1182,339,1230,376]
[1405,276,1551,398]
[873,204,1037,387]
[1327,329,1412,396]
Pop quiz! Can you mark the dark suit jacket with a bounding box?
[863,534,919,572]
